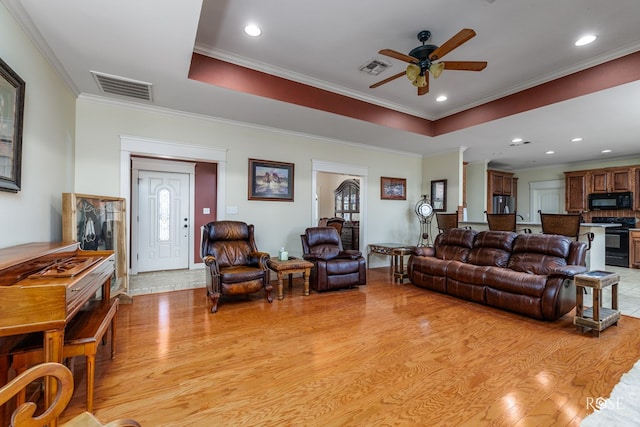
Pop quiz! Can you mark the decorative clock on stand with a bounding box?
[415,194,434,247]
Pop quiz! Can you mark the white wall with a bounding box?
[423,149,464,238]
[0,4,76,247]
[75,97,423,264]
[465,161,488,222]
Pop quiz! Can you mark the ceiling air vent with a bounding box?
[359,59,391,76]
[91,71,152,101]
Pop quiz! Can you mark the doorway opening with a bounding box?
[312,160,368,252]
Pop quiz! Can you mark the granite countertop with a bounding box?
[460,221,622,228]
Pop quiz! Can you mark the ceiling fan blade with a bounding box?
[417,74,430,96]
[379,49,418,64]
[429,28,476,61]
[443,61,488,71]
[369,71,407,89]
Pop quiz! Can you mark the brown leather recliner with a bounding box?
[201,221,273,313]
[300,227,366,292]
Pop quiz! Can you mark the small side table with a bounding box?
[267,257,314,300]
[392,247,415,283]
[574,270,621,337]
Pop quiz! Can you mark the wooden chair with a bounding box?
[539,210,593,250]
[435,213,459,233]
[485,211,532,233]
[10,298,119,413]
[0,362,140,427]
[318,217,345,234]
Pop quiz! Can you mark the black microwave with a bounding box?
[588,191,633,210]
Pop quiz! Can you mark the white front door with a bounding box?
[137,170,190,272]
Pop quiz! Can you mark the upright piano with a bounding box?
[0,241,114,422]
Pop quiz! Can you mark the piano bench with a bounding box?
[10,297,119,413]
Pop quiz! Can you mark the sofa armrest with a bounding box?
[337,250,362,259]
[412,246,435,257]
[249,251,270,269]
[549,265,588,278]
[203,255,218,271]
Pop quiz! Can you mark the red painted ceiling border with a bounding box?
[189,53,433,136]
[434,50,640,135]
[189,50,640,137]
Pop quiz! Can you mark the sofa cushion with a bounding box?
[467,231,516,267]
[434,228,477,261]
[509,234,571,275]
[485,267,548,297]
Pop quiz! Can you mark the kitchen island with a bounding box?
[459,221,619,271]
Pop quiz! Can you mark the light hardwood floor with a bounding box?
[59,267,640,426]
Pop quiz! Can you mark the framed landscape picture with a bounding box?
[248,158,295,201]
[380,177,406,200]
[0,57,26,193]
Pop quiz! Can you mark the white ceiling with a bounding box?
[5,0,640,170]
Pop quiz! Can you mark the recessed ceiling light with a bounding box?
[244,24,262,37]
[571,137,583,142]
[436,95,447,102]
[575,35,596,46]
[601,149,612,153]
[511,138,523,143]
[546,150,555,155]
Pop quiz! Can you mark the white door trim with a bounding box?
[120,135,227,273]
[311,160,368,252]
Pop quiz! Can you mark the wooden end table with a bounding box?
[392,247,415,283]
[574,270,621,337]
[267,257,314,300]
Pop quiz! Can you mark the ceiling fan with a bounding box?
[370,28,488,96]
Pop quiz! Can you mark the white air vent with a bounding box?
[359,59,391,76]
[91,71,152,101]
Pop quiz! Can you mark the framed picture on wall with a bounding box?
[380,177,406,200]
[248,158,295,201]
[431,179,447,211]
[0,57,26,193]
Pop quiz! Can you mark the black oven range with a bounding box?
[591,216,637,267]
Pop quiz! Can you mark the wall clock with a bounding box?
[414,195,434,246]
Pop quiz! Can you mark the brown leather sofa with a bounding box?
[407,229,588,320]
[300,227,366,292]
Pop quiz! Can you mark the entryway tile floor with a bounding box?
[127,265,640,318]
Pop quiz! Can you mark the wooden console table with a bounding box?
[574,270,621,337]
[367,243,415,280]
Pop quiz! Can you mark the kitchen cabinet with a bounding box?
[489,170,513,196]
[564,171,589,212]
[487,170,515,214]
[630,229,640,268]
[590,167,631,193]
[635,167,640,211]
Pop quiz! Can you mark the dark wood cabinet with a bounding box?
[487,170,515,213]
[630,229,640,268]
[635,168,640,211]
[590,167,631,193]
[564,171,589,212]
[489,170,513,196]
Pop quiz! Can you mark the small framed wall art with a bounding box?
[248,158,295,201]
[431,179,447,211]
[380,176,407,200]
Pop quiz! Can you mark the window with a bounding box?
[334,179,360,221]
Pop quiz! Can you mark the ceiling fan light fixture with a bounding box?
[430,62,445,78]
[406,64,420,81]
[413,74,427,88]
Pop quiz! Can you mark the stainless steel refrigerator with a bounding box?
[492,195,515,214]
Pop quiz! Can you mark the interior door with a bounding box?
[137,170,190,272]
